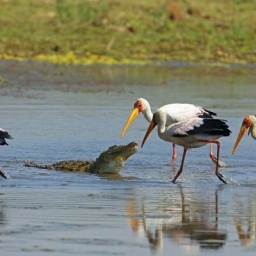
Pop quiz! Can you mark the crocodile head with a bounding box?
[88,141,138,174]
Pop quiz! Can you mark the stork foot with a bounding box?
[0,169,10,179]
[171,172,180,183]
[210,153,228,168]
[216,172,227,184]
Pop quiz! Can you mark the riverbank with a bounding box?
[0,0,255,65]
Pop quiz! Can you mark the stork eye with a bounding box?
[134,101,143,111]
[243,116,251,128]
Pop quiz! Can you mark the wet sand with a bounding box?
[0,60,256,255]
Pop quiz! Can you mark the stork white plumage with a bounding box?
[232,115,256,155]
[141,110,231,184]
[0,128,13,179]
[121,98,226,166]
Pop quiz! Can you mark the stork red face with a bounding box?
[121,100,143,138]
[232,116,251,154]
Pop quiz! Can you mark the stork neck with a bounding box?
[249,123,256,140]
[248,115,256,140]
[157,116,168,141]
[142,108,153,123]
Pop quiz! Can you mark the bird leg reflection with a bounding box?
[126,198,163,252]
[142,206,163,250]
[234,196,256,248]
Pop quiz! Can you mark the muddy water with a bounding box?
[0,61,256,255]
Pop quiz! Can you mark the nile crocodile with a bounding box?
[24,141,138,174]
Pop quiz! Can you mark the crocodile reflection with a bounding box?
[126,187,227,252]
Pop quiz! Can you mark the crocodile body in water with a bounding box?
[25,141,138,174]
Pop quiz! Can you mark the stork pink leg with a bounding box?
[209,143,216,163]
[169,143,177,165]
[200,140,227,184]
[172,148,187,183]
[209,143,228,168]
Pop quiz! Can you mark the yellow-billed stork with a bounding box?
[232,115,256,155]
[141,109,231,184]
[121,98,226,166]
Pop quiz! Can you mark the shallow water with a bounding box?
[0,61,256,255]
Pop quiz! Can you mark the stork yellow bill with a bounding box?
[121,107,140,138]
[232,115,255,154]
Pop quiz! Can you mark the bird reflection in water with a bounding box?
[126,187,227,253]
[126,198,163,253]
[235,195,256,248]
[0,193,7,232]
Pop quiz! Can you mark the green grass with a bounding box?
[0,0,255,64]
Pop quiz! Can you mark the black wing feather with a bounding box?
[186,119,231,137]
[0,129,13,146]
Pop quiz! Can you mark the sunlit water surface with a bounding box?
[0,61,256,255]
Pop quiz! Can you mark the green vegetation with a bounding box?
[0,0,255,65]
